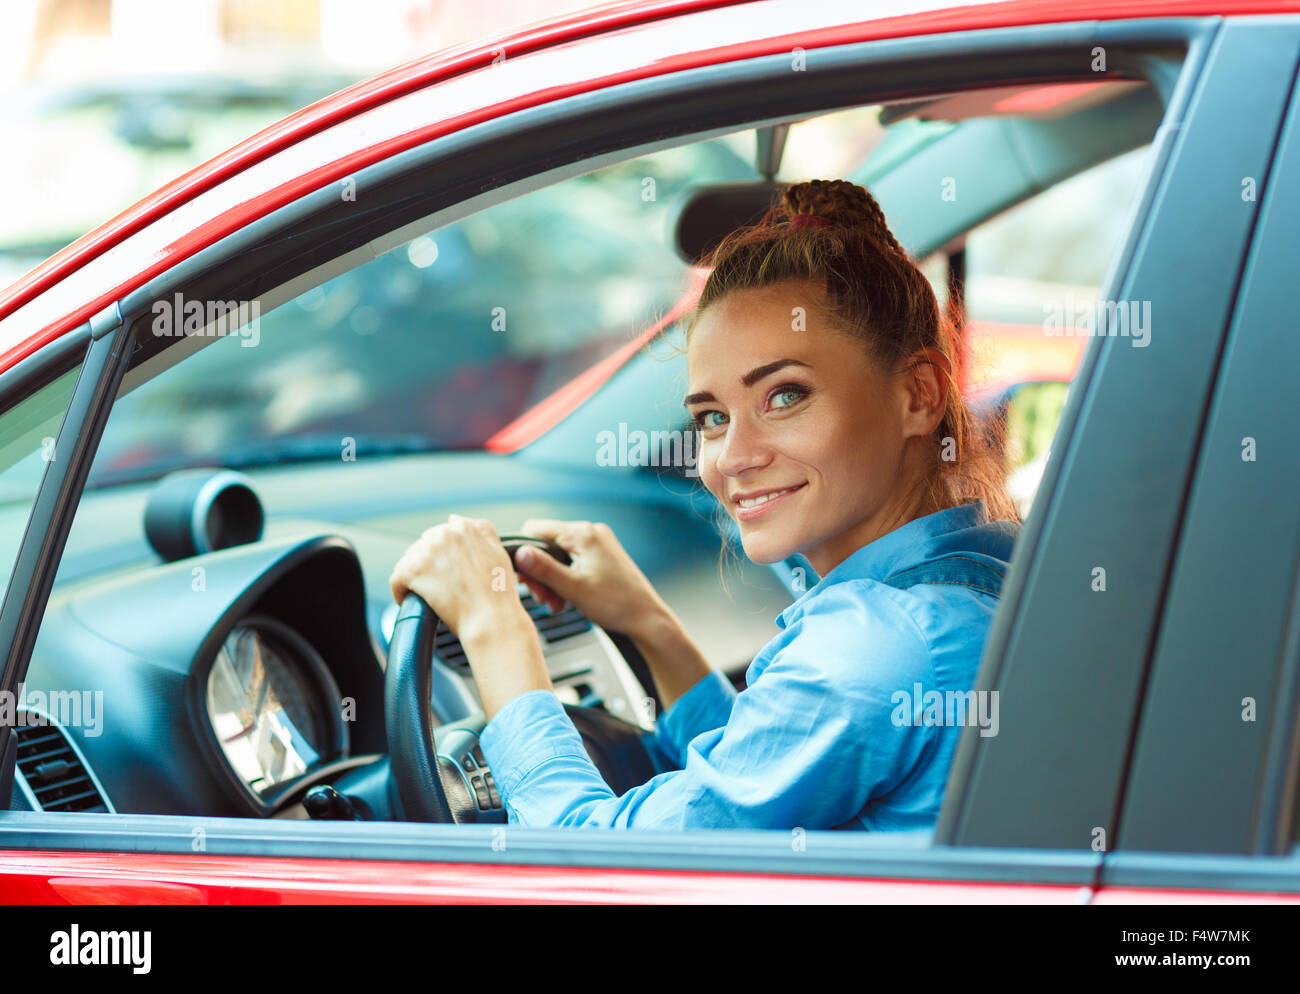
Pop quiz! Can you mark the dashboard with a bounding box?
[10,456,793,820]
[17,531,663,820]
[18,534,383,818]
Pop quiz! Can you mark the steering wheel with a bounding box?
[384,534,658,823]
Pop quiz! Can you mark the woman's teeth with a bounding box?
[738,487,798,508]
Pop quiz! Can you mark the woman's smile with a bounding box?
[732,482,807,522]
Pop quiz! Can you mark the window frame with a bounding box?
[0,307,123,773]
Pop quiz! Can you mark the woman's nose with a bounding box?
[714,416,772,478]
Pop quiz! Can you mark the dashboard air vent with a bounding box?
[13,712,111,813]
[434,589,592,673]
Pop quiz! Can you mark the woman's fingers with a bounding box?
[389,568,408,605]
[515,529,583,613]
[389,529,438,604]
[514,542,567,586]
[388,516,513,618]
[519,575,565,614]
[524,518,609,545]
[519,518,569,542]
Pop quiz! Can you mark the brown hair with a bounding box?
[684,178,1018,527]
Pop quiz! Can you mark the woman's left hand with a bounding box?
[389,513,526,640]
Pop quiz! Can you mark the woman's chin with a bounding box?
[738,533,798,566]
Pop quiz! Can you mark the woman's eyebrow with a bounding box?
[683,358,811,407]
[741,357,811,387]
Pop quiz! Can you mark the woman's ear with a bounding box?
[898,347,951,439]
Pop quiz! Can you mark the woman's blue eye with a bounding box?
[696,410,727,430]
[770,385,808,410]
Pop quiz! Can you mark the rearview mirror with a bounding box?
[674,182,785,264]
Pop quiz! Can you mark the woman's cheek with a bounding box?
[771,419,827,468]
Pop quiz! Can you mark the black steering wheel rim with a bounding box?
[384,590,456,822]
[383,535,573,823]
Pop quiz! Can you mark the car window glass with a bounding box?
[0,363,84,606]
[939,144,1154,517]
[83,140,758,486]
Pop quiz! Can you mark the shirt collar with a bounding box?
[776,499,991,629]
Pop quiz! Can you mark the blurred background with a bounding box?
[0,0,607,291]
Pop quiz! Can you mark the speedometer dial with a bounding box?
[205,620,333,795]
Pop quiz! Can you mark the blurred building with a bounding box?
[0,0,601,288]
[9,0,600,82]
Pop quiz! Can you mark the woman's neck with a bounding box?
[804,477,945,577]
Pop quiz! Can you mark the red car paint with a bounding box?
[0,850,1089,905]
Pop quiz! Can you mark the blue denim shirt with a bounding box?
[478,499,1017,830]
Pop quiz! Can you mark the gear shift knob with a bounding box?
[303,784,360,820]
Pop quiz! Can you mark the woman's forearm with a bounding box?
[460,601,552,721]
[626,601,716,713]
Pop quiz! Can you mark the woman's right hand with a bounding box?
[517,518,716,711]
[513,518,666,639]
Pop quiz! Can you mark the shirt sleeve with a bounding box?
[477,582,941,830]
[650,669,737,769]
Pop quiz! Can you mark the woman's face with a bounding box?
[685,280,940,576]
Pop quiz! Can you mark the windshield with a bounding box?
[85,138,756,486]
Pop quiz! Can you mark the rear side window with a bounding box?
[934,144,1154,516]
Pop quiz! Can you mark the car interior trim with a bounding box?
[10,708,116,815]
[0,312,131,776]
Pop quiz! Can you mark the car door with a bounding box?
[1091,40,1300,902]
[938,13,1300,862]
[0,7,1289,904]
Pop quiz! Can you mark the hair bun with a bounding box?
[782,179,906,257]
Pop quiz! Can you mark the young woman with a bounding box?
[389,179,1020,830]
